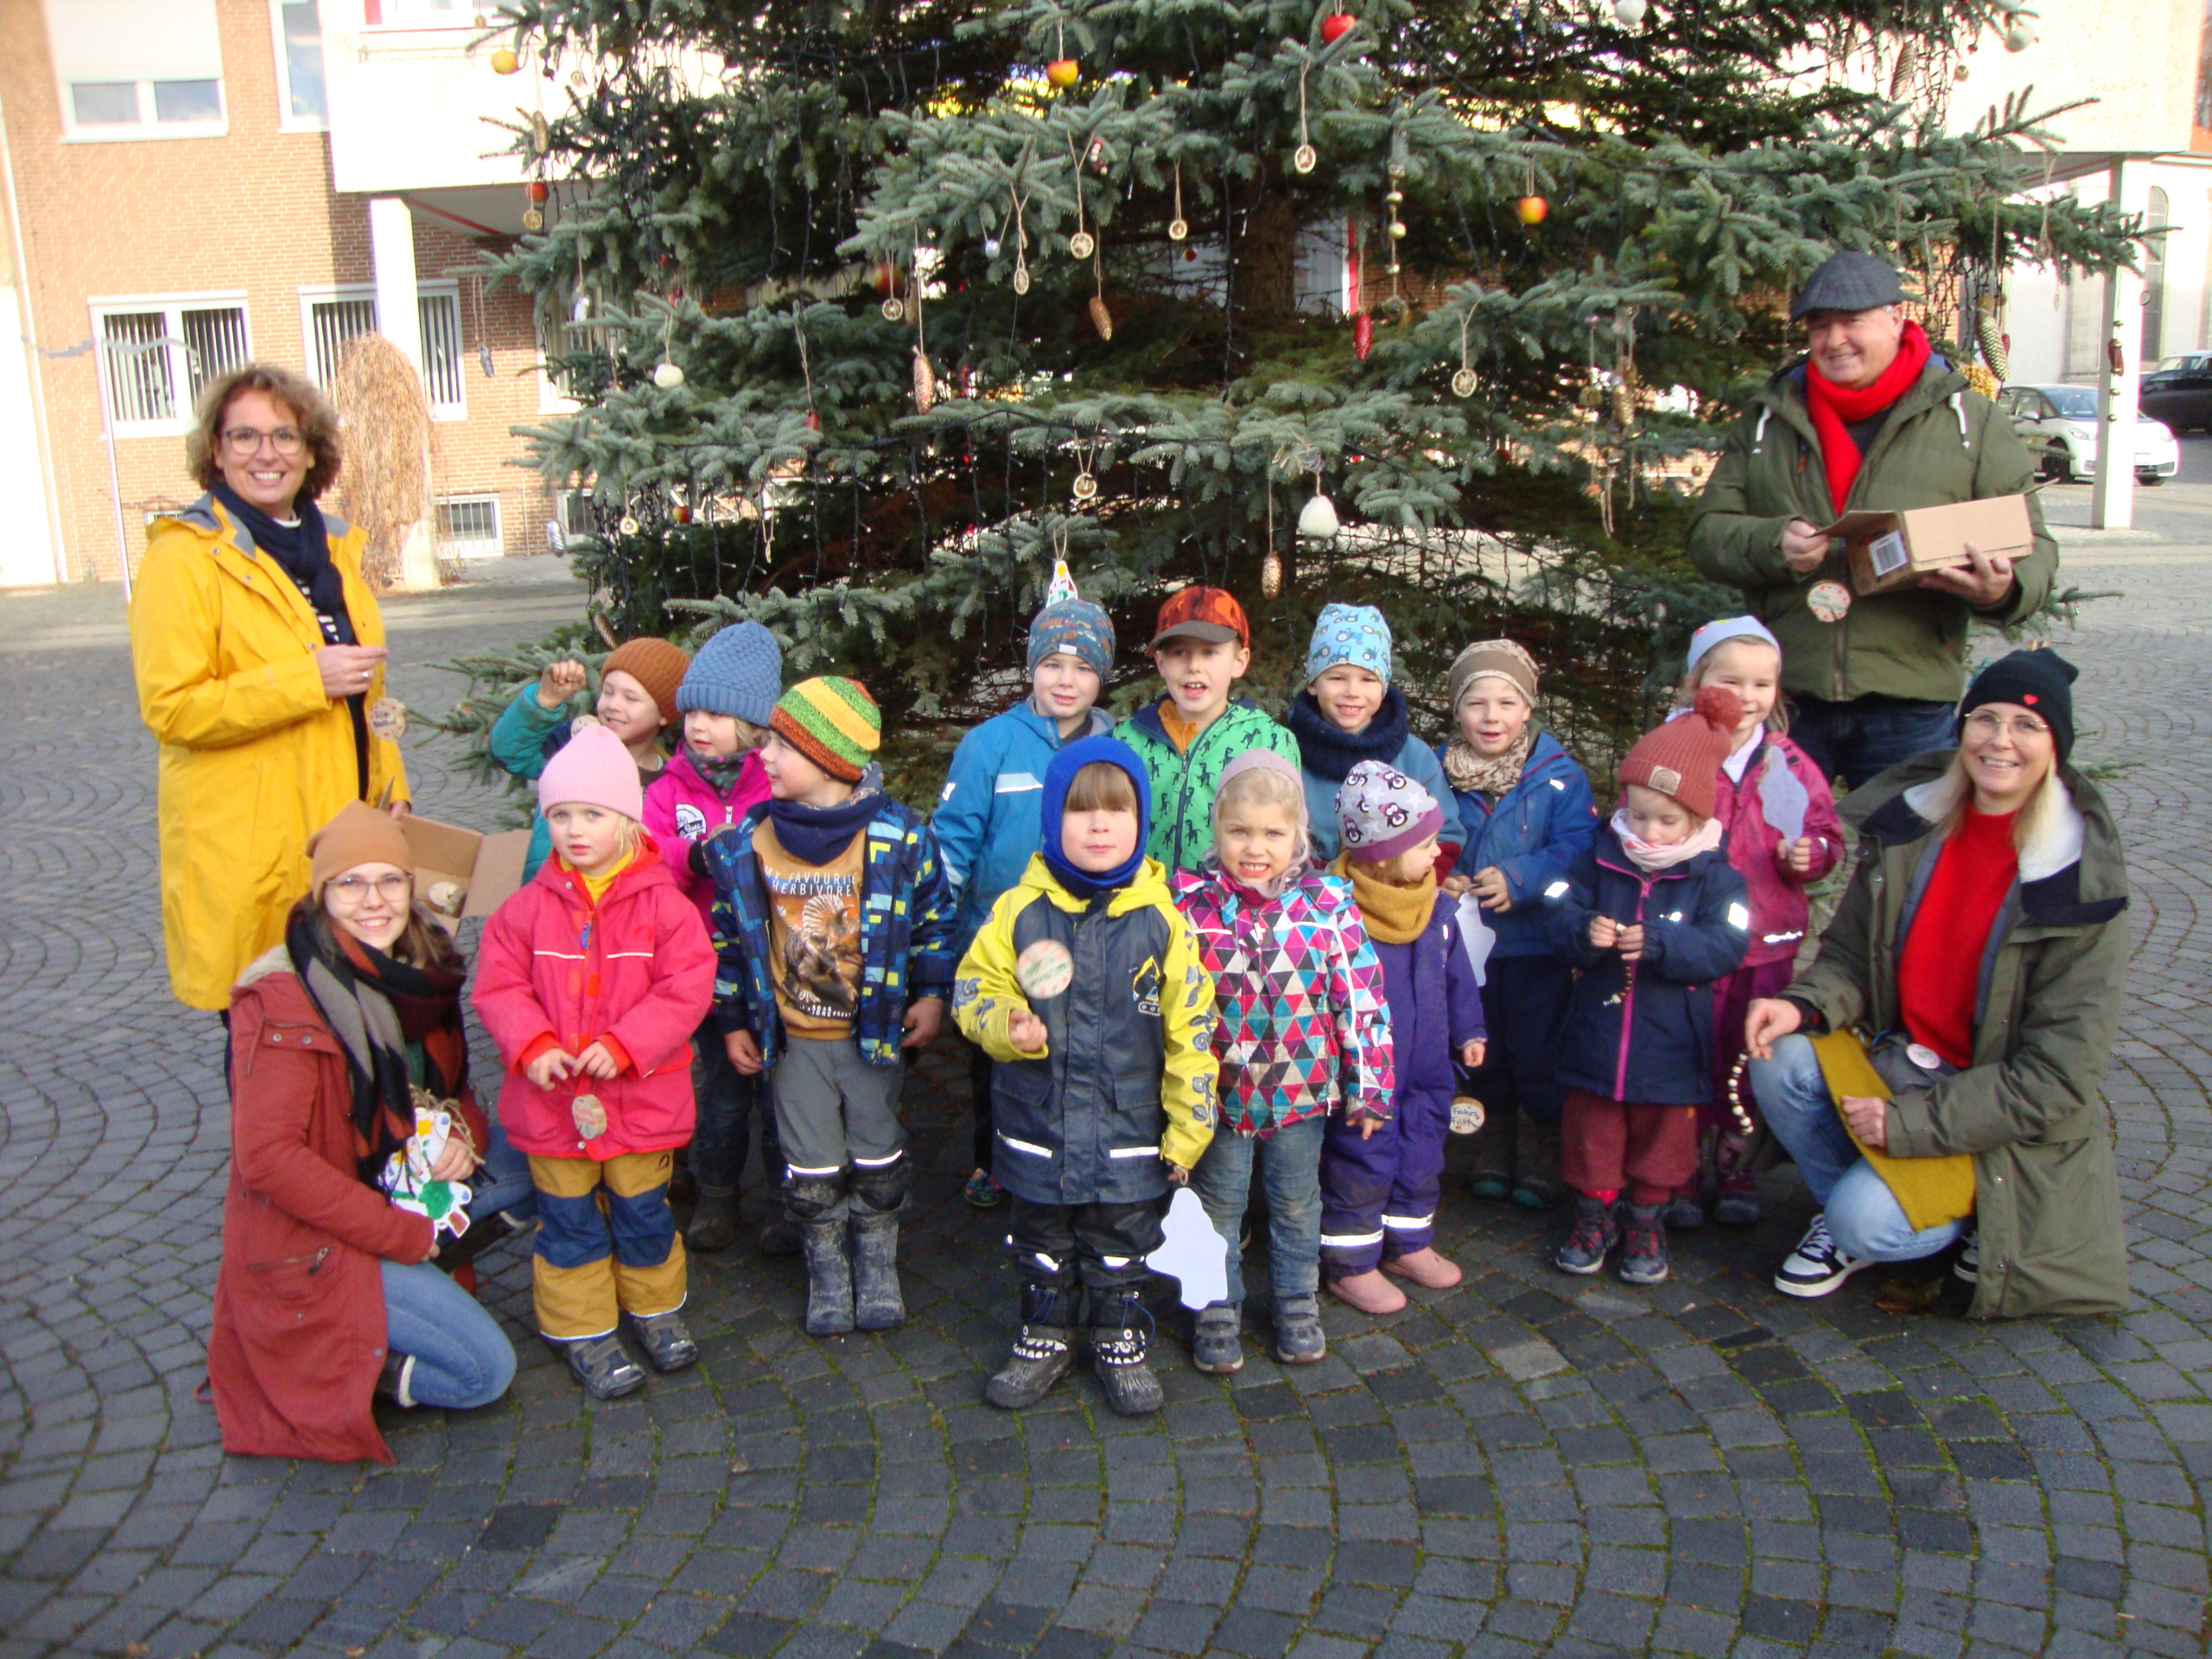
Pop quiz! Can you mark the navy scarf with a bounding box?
[1290,685,1410,784]
[766,787,878,866]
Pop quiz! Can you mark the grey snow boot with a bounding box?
[798,1217,855,1336]
[849,1211,905,1332]
[986,1281,1077,1409]
[1090,1291,1163,1416]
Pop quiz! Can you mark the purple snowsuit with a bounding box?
[1320,899,1486,1275]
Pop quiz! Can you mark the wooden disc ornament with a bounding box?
[1071,470,1099,502]
[1013,264,1031,295]
[522,208,543,231]
[881,296,906,321]
[571,1093,608,1141]
[1168,217,1188,242]
[618,514,639,536]
[1807,580,1853,624]
[1452,367,1479,397]
[1015,939,1075,1001]
[1069,230,1095,260]
[1449,1096,1487,1135]
[1294,143,1318,175]
[569,713,601,736]
[367,696,408,742]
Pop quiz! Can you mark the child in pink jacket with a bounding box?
[642,621,780,1252]
[1667,617,1843,1230]
[474,724,716,1402]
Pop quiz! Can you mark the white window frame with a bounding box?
[435,493,502,558]
[267,0,327,131]
[88,291,251,437]
[296,281,467,420]
[361,0,480,31]
[48,0,228,143]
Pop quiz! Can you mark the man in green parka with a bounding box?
[1688,251,2060,788]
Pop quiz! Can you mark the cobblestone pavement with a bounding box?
[2,530,2209,1659]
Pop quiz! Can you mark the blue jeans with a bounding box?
[1189,1115,1326,1306]
[472,1119,537,1223]
[1748,1034,1967,1263]
[1788,696,1957,793]
[690,1017,775,1193]
[379,1259,517,1410]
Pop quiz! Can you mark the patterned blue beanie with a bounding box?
[1027,599,1115,680]
[1304,602,1393,687]
[677,620,783,726]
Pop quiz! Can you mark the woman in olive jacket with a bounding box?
[1745,651,2130,1320]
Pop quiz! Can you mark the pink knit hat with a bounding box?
[538,722,644,819]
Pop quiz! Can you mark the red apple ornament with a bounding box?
[1046,58,1079,88]
[1516,195,1548,226]
[1319,13,1356,44]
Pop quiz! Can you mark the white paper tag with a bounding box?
[1145,1186,1230,1310]
[1868,530,1909,578]
[1454,892,1497,987]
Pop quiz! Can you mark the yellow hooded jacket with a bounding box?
[130,493,409,1009]
[954,853,1217,1202]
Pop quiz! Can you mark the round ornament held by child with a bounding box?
[1015,939,1075,1001]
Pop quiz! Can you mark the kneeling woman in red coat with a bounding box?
[210,803,519,1464]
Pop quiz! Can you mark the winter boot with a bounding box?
[798,1217,855,1336]
[1512,1116,1566,1209]
[1272,1294,1326,1364]
[986,1280,1077,1409]
[1327,1268,1408,1314]
[1090,1290,1163,1416]
[1466,1107,1516,1200]
[1553,1194,1618,1275]
[627,1308,699,1372]
[686,1185,741,1254]
[375,1350,416,1408]
[1192,1305,1243,1375]
[758,1217,800,1256]
[559,1334,647,1401]
[1662,1192,1707,1231]
[849,1211,905,1332]
[1618,1203,1670,1286]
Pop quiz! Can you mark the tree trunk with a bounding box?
[1231,181,1300,329]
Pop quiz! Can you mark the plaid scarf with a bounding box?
[285,906,468,1183]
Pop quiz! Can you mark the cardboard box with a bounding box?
[400,815,531,925]
[1825,494,2035,596]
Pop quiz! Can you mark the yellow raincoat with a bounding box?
[130,494,410,1009]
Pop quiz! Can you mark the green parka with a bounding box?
[1687,357,2059,705]
[1783,753,2131,1320]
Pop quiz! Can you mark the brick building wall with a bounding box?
[0,0,553,584]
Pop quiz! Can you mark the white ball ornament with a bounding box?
[1297,492,1340,541]
[652,360,685,390]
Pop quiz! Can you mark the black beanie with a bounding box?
[1959,648,2079,763]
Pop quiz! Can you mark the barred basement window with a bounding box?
[435,496,502,557]
[93,297,250,434]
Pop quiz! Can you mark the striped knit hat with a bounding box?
[771,677,880,783]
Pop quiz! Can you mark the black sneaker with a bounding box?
[1618,1203,1669,1286]
[1192,1306,1243,1375]
[1554,1195,1618,1275]
[627,1309,698,1373]
[1272,1294,1326,1365]
[1661,1194,1705,1231]
[561,1334,647,1401]
[1953,1230,1980,1284]
[1773,1214,1870,1299]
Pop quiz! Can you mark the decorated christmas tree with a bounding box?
[453,0,2135,791]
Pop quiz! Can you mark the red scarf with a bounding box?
[1803,320,1932,515]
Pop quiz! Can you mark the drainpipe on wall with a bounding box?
[0,91,68,586]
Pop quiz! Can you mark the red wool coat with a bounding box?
[210,954,452,1465]
[470,841,716,1160]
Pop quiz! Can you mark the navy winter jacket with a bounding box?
[1544,827,1751,1105]
[1440,731,1598,958]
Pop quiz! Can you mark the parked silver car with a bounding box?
[1997,384,2178,485]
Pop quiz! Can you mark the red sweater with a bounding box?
[1897,809,2018,1069]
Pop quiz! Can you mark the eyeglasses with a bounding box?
[327,874,412,906]
[221,425,307,458]
[1963,709,2050,741]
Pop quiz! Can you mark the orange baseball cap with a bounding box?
[1149,585,1249,650]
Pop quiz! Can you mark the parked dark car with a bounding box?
[2139,353,2212,433]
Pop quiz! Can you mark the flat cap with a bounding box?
[1791,251,1907,321]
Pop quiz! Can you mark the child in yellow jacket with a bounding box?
[954,736,1217,1417]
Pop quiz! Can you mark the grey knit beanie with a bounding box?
[676,620,783,726]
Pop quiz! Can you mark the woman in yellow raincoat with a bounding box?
[130,364,410,1012]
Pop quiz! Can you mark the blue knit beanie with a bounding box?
[1304,602,1393,687]
[1027,599,1116,680]
[677,620,783,726]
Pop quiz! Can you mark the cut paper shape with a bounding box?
[1146,1185,1229,1310]
[1758,752,1810,846]
[1454,892,1497,986]
[1046,558,1081,608]
[378,1102,474,1239]
[1015,938,1074,1001]
[572,1092,607,1141]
